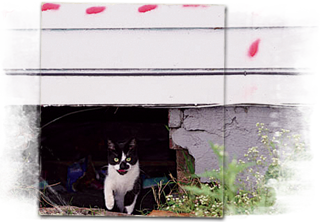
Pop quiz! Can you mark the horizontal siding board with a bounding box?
[225,27,317,69]
[2,3,315,106]
[0,3,319,29]
[38,27,316,69]
[6,73,310,106]
[227,3,319,28]
[41,4,225,29]
[0,28,319,71]
[225,75,313,105]
[40,29,224,69]
[39,76,224,105]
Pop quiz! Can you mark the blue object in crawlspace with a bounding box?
[142,176,169,189]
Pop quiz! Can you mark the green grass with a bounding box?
[155,123,308,217]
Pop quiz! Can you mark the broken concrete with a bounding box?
[170,105,311,182]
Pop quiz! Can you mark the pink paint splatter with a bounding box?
[41,3,60,11]
[248,39,261,57]
[138,5,158,13]
[183,5,200,7]
[86,6,106,14]
[183,5,208,7]
[244,86,258,99]
[1,5,15,21]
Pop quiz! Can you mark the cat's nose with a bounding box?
[120,162,129,170]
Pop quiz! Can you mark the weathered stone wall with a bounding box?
[169,105,311,181]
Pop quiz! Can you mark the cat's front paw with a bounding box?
[105,194,114,210]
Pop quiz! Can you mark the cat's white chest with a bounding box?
[105,161,139,192]
[104,162,140,212]
[113,172,135,193]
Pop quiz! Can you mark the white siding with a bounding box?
[224,1,319,27]
[226,27,317,69]
[2,2,317,106]
[225,74,313,106]
[40,29,224,69]
[41,3,224,29]
[40,75,224,105]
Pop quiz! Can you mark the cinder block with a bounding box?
[168,109,183,128]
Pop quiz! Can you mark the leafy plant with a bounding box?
[253,123,308,204]
[264,141,313,190]
[156,123,308,217]
[181,150,195,175]
[185,143,254,210]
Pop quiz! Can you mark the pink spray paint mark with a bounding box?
[1,5,15,21]
[138,5,158,13]
[183,5,208,7]
[86,6,106,14]
[248,39,261,57]
[183,4,200,8]
[244,86,258,99]
[41,3,60,11]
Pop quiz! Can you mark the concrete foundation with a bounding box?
[169,105,311,182]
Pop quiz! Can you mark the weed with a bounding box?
[156,123,308,217]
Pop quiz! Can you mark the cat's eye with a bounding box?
[114,157,119,162]
[126,157,131,162]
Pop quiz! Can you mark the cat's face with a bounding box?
[107,138,138,175]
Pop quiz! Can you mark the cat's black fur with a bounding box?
[103,138,141,214]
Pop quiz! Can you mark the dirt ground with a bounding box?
[63,188,156,214]
[39,183,170,216]
[39,206,194,217]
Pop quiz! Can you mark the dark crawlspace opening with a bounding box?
[40,106,176,214]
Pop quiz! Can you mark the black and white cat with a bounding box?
[104,138,141,214]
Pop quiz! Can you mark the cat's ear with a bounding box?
[128,138,137,150]
[107,139,116,150]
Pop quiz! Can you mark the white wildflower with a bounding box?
[293,134,301,141]
[272,157,280,166]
